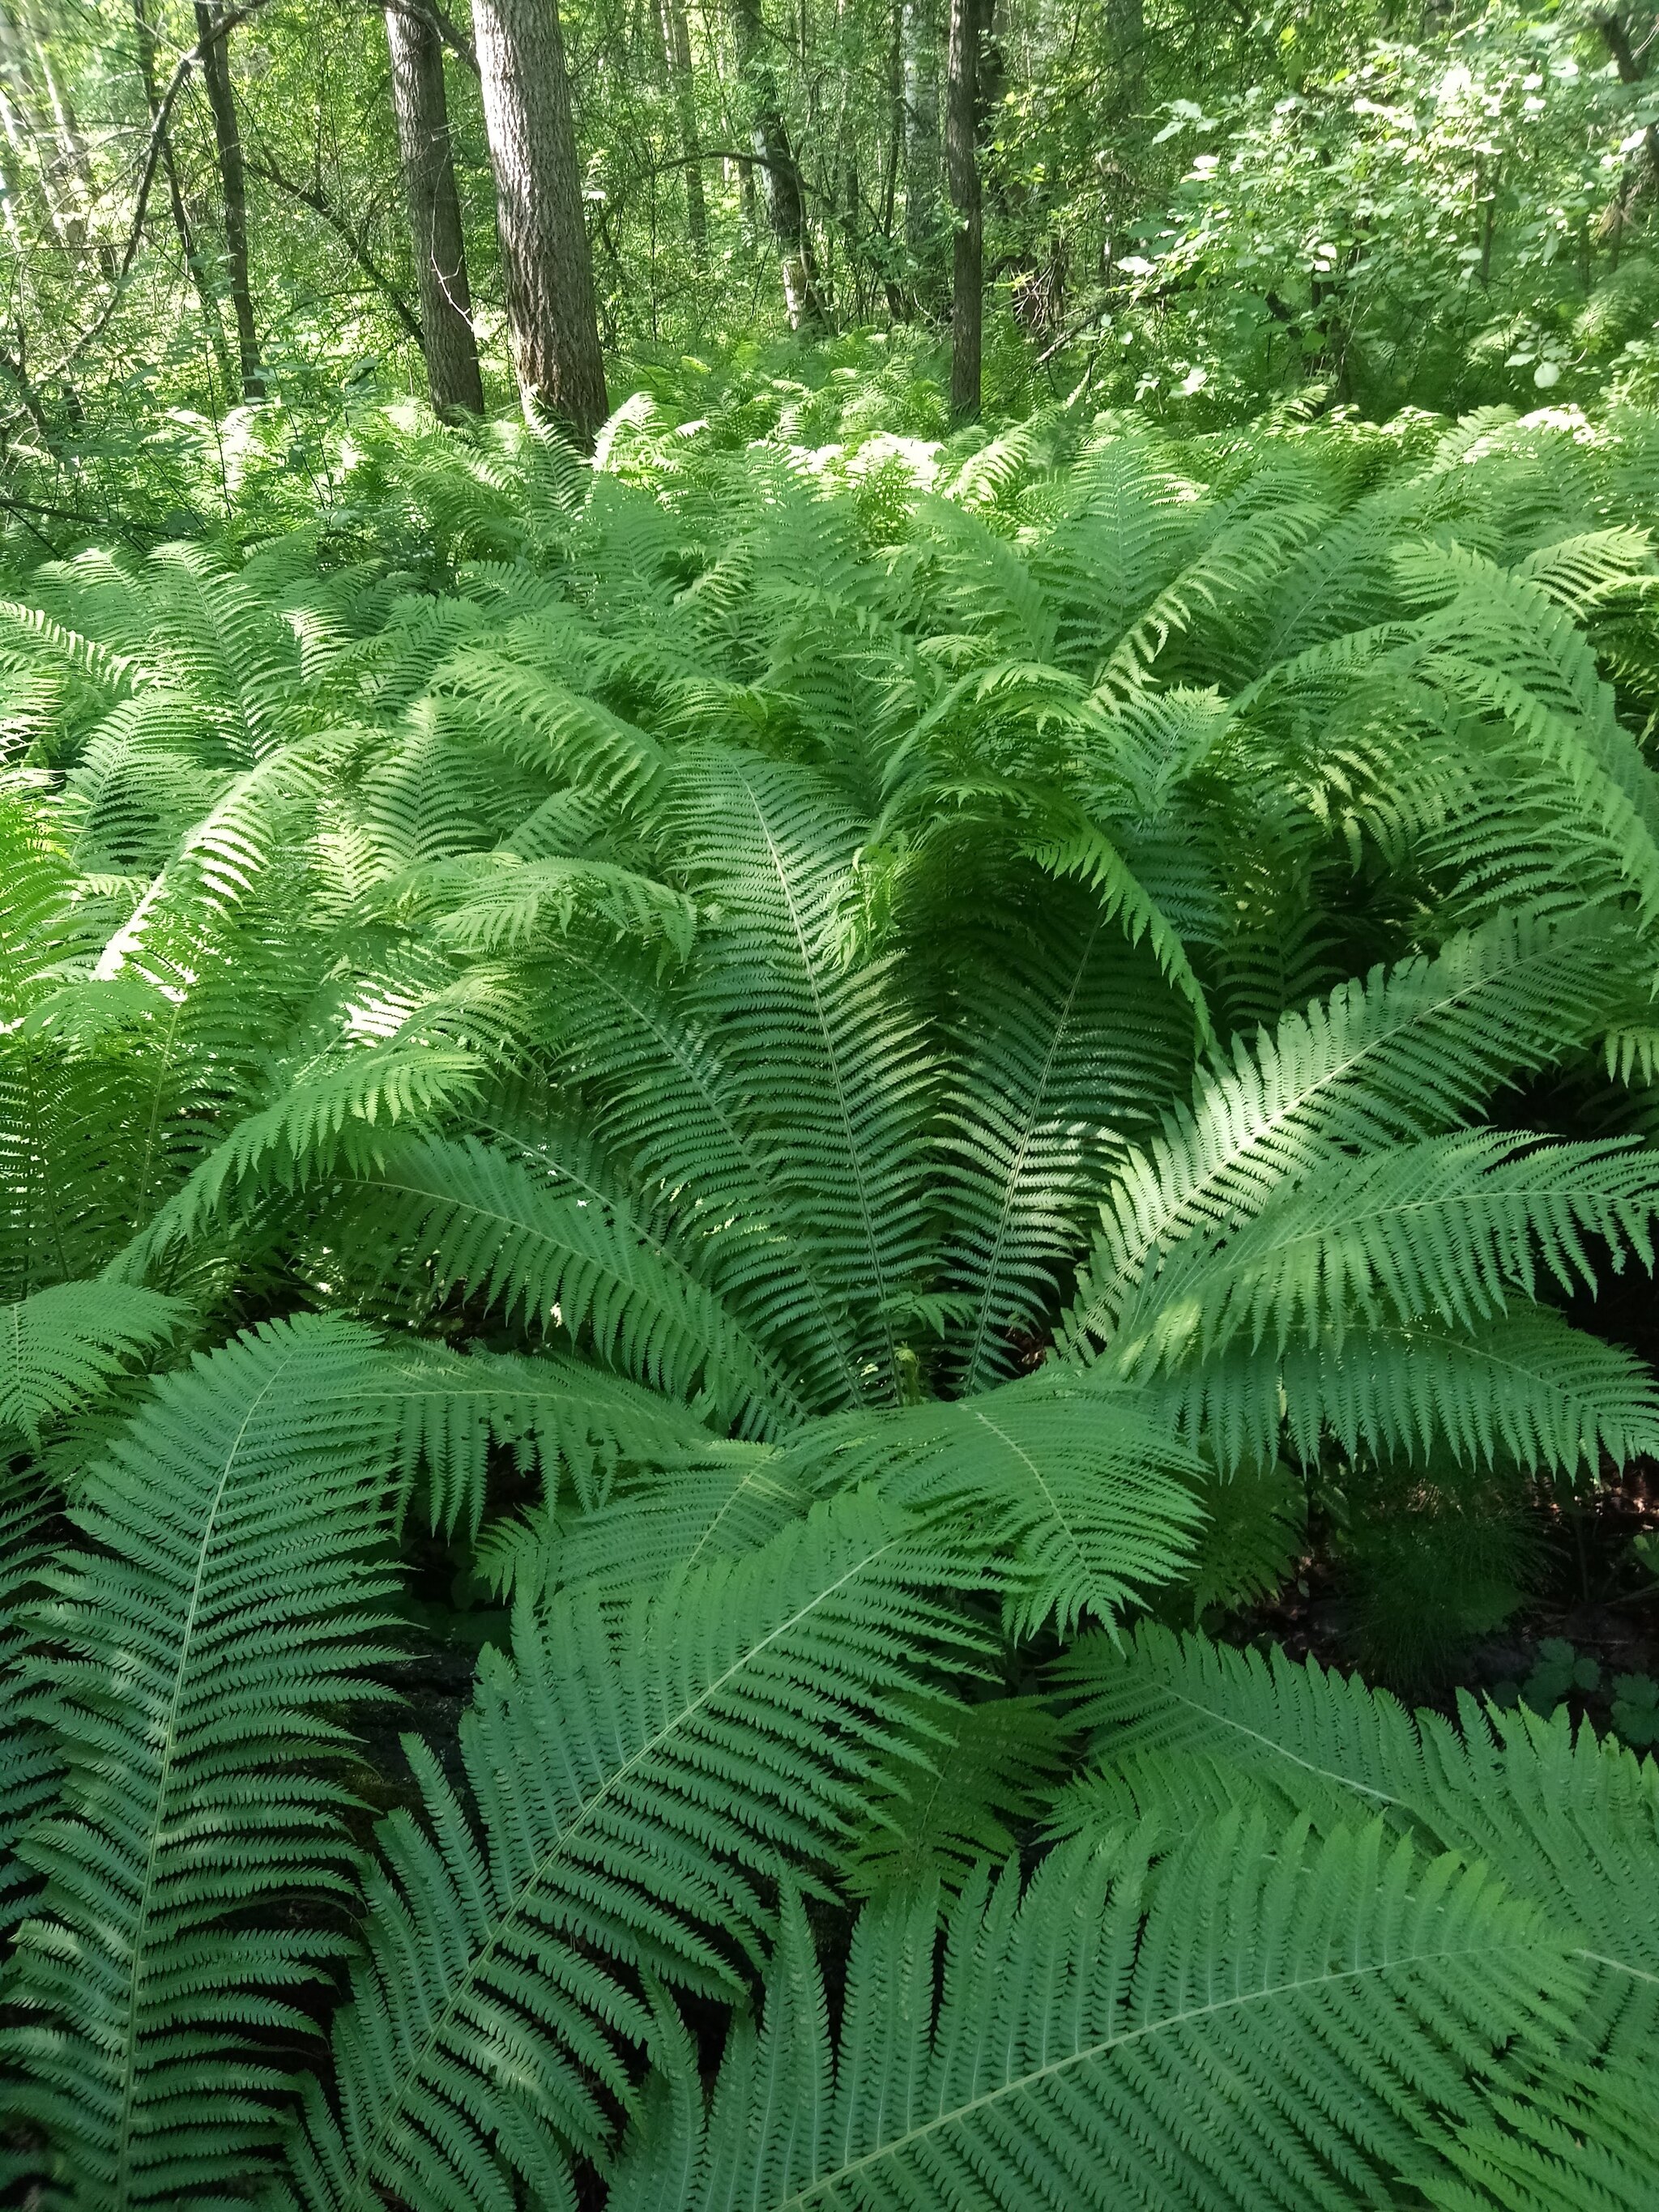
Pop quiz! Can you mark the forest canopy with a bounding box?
[3,2,1659,2210]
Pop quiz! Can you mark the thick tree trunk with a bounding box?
[945,0,979,421]
[657,0,707,261]
[384,2,485,418]
[730,0,826,330]
[194,2,263,399]
[473,0,609,444]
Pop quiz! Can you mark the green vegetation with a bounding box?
[6,0,1659,2206]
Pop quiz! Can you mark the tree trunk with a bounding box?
[730,0,826,330]
[945,0,979,421]
[1107,0,1143,120]
[902,0,941,306]
[194,2,263,399]
[385,2,485,418]
[657,0,707,261]
[134,0,233,392]
[473,0,609,444]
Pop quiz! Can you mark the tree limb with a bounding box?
[243,156,426,348]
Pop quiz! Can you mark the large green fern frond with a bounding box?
[279,1494,991,2212]
[335,1132,806,1432]
[667,752,938,1400]
[1066,912,1636,1350]
[785,1375,1208,1639]
[0,1281,185,1444]
[612,1816,1577,2212]
[1114,1132,1659,1372]
[937,913,1192,1392]
[1147,1306,1659,1473]
[6,1315,404,2210]
[1053,1624,1659,2061]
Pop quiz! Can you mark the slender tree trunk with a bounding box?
[473,0,609,444]
[902,0,941,293]
[1107,0,1143,119]
[1594,12,1659,185]
[945,0,979,420]
[658,0,707,260]
[730,0,826,330]
[0,6,79,258]
[133,0,233,392]
[194,2,263,399]
[384,2,485,417]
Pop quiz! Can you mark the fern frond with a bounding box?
[476,1443,808,1602]
[0,1281,185,1443]
[338,1132,805,1433]
[938,914,1191,1392]
[6,1315,403,2210]
[1066,911,1637,1349]
[784,1375,1208,1639]
[115,1044,484,1272]
[1115,1133,1659,1370]
[1054,1624,1659,2061]
[419,852,697,957]
[1150,1307,1659,1473]
[612,1817,1577,2212]
[376,1339,714,1537]
[280,1494,991,2212]
[1425,2057,1659,2212]
[838,1693,1067,1897]
[667,752,939,1401]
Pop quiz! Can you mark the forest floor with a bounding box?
[1238,1464,1659,1741]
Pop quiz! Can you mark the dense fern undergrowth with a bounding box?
[4,385,1659,2209]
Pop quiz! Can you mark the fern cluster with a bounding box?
[2,393,1659,2205]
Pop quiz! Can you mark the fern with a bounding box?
[6,1315,405,2209]
[0,1281,184,1443]
[279,1495,990,2212]
[612,1817,1576,2212]
[1052,1624,1659,2061]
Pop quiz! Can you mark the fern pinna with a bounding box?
[1,394,1658,2206]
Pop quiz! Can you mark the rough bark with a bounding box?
[194,2,263,399]
[473,0,608,444]
[901,0,939,249]
[730,0,826,330]
[945,0,979,421]
[385,1,484,417]
[657,0,707,260]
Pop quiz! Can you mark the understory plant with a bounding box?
[2,392,1659,2206]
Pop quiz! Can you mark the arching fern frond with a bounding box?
[784,1375,1208,1639]
[336,1132,805,1433]
[667,752,939,1402]
[938,913,1191,1392]
[279,1494,991,2212]
[6,1315,404,2210]
[1425,2057,1659,2212]
[612,1816,1576,2212]
[1066,911,1637,1350]
[1053,1624,1659,2062]
[1115,1133,1659,1374]
[476,1443,807,1603]
[0,1281,185,1443]
[375,1339,715,1537]
[1148,1306,1659,1474]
